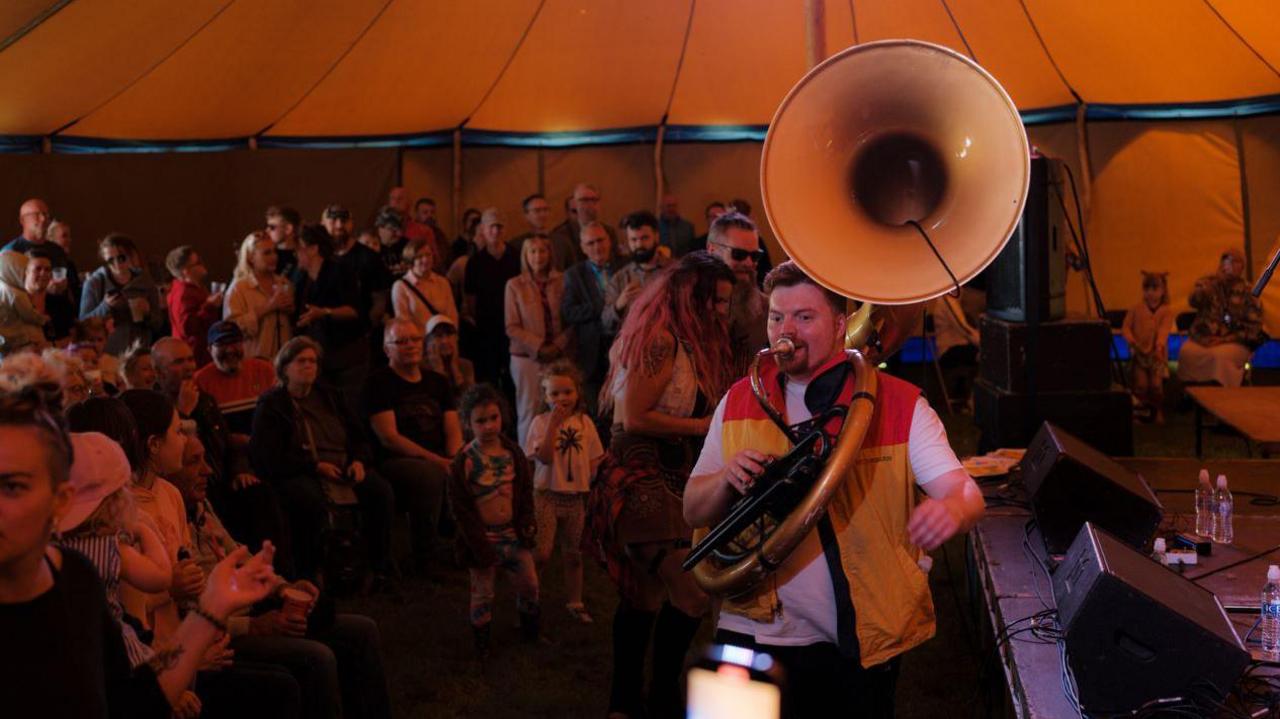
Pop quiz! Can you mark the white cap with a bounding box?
[1153,538,1166,553]
[1216,474,1228,488]
[1199,468,1210,483]
[1269,565,1280,581]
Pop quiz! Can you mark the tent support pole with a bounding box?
[1073,103,1095,315]
[805,0,827,69]
[654,123,666,213]
[452,129,463,237]
[1233,118,1254,280]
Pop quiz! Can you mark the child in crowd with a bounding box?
[450,383,539,658]
[1122,271,1173,423]
[523,360,603,624]
[56,432,172,668]
[69,317,122,390]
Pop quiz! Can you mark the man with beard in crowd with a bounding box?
[266,206,301,278]
[601,210,669,337]
[324,204,391,371]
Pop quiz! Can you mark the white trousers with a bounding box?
[511,354,543,446]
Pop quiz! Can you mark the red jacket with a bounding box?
[167,280,220,366]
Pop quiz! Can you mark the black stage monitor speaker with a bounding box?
[973,381,1133,457]
[979,315,1112,394]
[1053,522,1250,713]
[986,156,1066,323]
[1021,422,1160,554]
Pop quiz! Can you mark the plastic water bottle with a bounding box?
[1262,565,1280,658]
[1195,469,1214,537]
[1151,537,1168,565]
[1211,475,1234,544]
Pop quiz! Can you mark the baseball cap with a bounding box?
[207,320,245,347]
[425,314,457,336]
[480,207,504,227]
[60,432,131,533]
[322,204,351,221]
[375,207,404,230]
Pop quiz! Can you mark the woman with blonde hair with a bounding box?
[392,240,457,329]
[224,231,294,360]
[504,234,570,444]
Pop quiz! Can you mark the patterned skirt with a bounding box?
[584,430,699,602]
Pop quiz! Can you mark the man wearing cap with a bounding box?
[562,221,623,416]
[194,320,276,435]
[362,317,462,576]
[325,204,392,373]
[373,207,409,276]
[549,183,619,271]
[463,207,521,387]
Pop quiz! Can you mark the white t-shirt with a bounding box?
[690,378,964,646]
[523,412,605,494]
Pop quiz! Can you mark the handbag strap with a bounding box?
[397,277,440,317]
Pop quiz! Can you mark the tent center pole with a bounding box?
[452,129,462,237]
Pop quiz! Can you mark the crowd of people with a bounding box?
[0,182,1263,718]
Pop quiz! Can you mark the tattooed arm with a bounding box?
[618,331,712,436]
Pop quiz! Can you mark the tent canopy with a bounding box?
[1,0,1279,147]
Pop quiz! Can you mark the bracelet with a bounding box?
[191,604,228,633]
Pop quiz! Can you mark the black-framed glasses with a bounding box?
[710,241,763,263]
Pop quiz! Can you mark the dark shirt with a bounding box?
[251,384,373,480]
[0,549,168,719]
[275,247,298,279]
[295,388,349,466]
[464,245,521,335]
[333,242,391,328]
[362,366,455,457]
[377,238,409,278]
[291,259,364,349]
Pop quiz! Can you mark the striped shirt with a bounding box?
[57,533,154,668]
[194,358,277,419]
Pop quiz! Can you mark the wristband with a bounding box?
[192,604,228,633]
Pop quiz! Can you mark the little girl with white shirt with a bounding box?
[523,360,603,624]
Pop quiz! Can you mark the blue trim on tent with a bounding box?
[0,135,42,153]
[13,93,1280,154]
[258,132,453,150]
[52,136,248,154]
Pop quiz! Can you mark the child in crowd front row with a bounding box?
[523,360,603,624]
[450,383,540,659]
[1122,271,1174,423]
[55,432,172,669]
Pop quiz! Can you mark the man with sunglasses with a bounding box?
[706,212,769,373]
[265,206,301,278]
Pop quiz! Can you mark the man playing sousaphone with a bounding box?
[683,261,985,718]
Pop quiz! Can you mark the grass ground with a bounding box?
[340,377,1248,718]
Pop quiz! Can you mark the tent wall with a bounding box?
[4,116,1280,336]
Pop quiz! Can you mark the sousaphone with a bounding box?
[685,40,1030,597]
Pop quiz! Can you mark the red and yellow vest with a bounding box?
[706,353,935,667]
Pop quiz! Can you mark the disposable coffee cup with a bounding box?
[281,587,313,621]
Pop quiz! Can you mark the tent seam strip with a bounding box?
[659,0,698,123]
[51,0,238,138]
[254,0,397,138]
[848,0,858,45]
[0,0,76,56]
[1016,0,1083,106]
[458,0,548,130]
[1202,0,1280,83]
[937,0,976,62]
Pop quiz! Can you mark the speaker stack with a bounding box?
[974,157,1133,455]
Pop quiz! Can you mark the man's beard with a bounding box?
[632,247,656,264]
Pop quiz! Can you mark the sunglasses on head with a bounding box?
[712,242,763,263]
